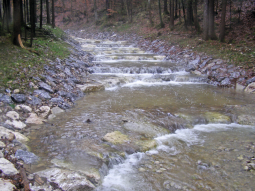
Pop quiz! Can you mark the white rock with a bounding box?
[47,114,56,120]
[36,106,51,119]
[0,179,16,191]
[51,107,64,115]
[25,113,44,124]
[244,82,255,93]
[0,126,15,141]
[0,158,19,175]
[0,141,6,149]
[15,105,32,113]
[5,120,26,129]
[191,70,202,76]
[30,168,95,191]
[12,132,29,143]
[6,111,19,120]
[13,89,20,94]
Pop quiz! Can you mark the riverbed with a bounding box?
[29,36,255,191]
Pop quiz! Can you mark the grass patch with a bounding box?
[0,26,71,93]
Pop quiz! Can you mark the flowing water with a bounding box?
[28,37,255,191]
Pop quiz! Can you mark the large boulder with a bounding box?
[0,179,16,191]
[30,168,95,191]
[77,83,105,93]
[244,82,255,93]
[0,158,19,176]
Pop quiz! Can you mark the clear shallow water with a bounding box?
[28,38,255,191]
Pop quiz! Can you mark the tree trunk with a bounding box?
[20,0,24,25]
[13,0,22,45]
[52,0,55,28]
[203,0,209,40]
[0,0,2,20]
[170,0,174,30]
[163,0,168,14]
[158,0,164,28]
[229,0,232,29]
[193,0,200,33]
[30,0,35,46]
[46,0,50,24]
[208,0,217,39]
[181,0,187,29]
[179,0,181,22]
[174,0,177,18]
[186,0,192,26]
[94,0,98,22]
[34,0,37,23]
[40,0,43,28]
[219,0,227,42]
[148,0,153,26]
[26,0,29,23]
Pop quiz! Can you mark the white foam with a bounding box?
[100,152,144,190]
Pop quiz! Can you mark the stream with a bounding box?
[28,37,255,191]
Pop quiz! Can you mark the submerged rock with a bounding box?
[25,113,44,124]
[77,83,105,93]
[204,112,231,123]
[102,131,129,144]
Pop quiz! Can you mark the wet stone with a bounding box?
[15,149,39,164]
[33,90,51,100]
[0,95,13,104]
[26,95,42,106]
[11,94,26,103]
[246,77,255,85]
[38,82,54,93]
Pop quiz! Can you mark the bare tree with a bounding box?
[203,0,209,40]
[208,0,217,39]
[170,0,174,30]
[94,0,98,22]
[164,0,169,14]
[193,0,200,33]
[40,0,43,28]
[219,0,227,41]
[46,0,50,24]
[52,0,55,28]
[148,0,153,26]
[158,0,164,28]
[13,0,21,45]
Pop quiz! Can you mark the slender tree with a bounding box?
[94,0,98,22]
[186,0,193,26]
[174,0,177,18]
[46,0,50,24]
[219,0,227,41]
[208,0,217,39]
[40,0,43,28]
[193,0,200,33]
[170,0,174,30]
[52,0,55,28]
[30,0,35,46]
[203,0,209,40]
[158,0,164,28]
[0,0,2,21]
[164,0,169,14]
[13,0,21,45]
[148,0,153,26]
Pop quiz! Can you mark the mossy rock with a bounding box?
[102,131,129,144]
[205,112,231,123]
[136,139,157,152]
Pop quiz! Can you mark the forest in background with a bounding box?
[0,0,254,67]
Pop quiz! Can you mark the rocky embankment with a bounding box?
[0,31,255,190]
[0,36,98,190]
